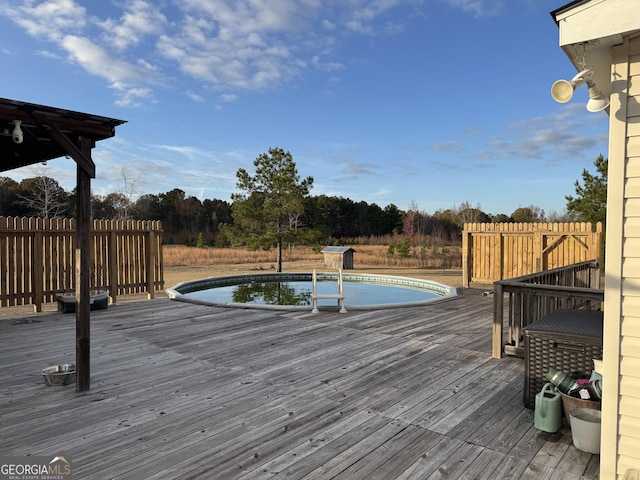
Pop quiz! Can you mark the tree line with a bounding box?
[0,153,606,247]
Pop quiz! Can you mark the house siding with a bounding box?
[604,34,640,479]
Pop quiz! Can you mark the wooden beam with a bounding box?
[1,106,120,138]
[76,137,92,392]
[34,117,96,178]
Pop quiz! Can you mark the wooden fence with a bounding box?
[462,222,603,287]
[0,217,164,311]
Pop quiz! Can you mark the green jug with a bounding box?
[534,383,562,433]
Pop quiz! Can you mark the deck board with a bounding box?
[0,289,599,479]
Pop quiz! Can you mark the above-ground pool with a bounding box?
[166,272,458,311]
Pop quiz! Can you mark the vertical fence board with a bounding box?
[33,221,43,312]
[15,218,24,305]
[108,228,118,303]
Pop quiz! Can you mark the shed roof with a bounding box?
[321,246,356,254]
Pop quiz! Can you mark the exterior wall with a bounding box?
[602,34,640,479]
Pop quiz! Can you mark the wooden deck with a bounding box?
[0,290,599,479]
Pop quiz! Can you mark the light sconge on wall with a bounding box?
[551,69,610,112]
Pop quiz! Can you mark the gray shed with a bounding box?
[321,246,356,270]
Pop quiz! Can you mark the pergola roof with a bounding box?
[0,97,126,174]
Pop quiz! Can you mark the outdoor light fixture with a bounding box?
[551,69,610,112]
[12,120,23,144]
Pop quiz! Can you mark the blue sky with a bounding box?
[0,0,609,217]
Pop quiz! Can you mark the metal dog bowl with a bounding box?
[42,364,76,386]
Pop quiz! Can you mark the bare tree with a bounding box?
[18,165,69,218]
[546,209,578,223]
[116,166,141,219]
[454,201,490,226]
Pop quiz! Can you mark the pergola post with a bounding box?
[75,137,94,392]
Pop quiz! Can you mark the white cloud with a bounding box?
[37,49,63,59]
[441,0,506,17]
[99,0,167,51]
[321,18,336,30]
[219,93,238,103]
[155,7,300,91]
[61,34,158,105]
[62,35,139,83]
[185,90,204,102]
[485,106,608,161]
[180,0,315,34]
[113,86,154,108]
[345,0,401,34]
[5,0,87,41]
[312,55,345,72]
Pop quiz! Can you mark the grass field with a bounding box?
[163,244,461,269]
[162,244,465,289]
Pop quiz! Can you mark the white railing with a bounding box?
[311,268,347,313]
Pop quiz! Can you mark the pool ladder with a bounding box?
[311,268,347,313]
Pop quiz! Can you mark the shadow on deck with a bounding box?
[0,290,599,479]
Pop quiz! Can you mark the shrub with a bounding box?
[395,240,411,259]
[196,233,205,249]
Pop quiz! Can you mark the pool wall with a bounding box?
[166,272,460,311]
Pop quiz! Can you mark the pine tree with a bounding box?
[231,148,313,272]
[566,154,608,224]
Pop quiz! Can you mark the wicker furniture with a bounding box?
[523,309,603,408]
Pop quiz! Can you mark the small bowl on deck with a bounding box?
[42,364,76,386]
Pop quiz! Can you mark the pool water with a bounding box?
[167,272,458,311]
[182,280,440,307]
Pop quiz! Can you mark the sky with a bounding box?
[0,0,610,217]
